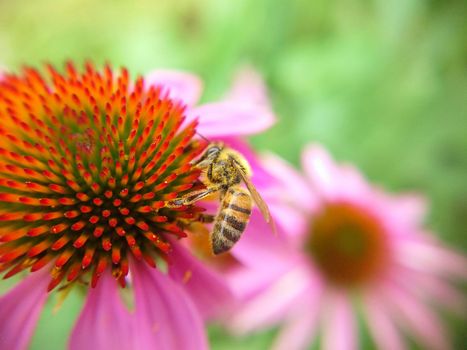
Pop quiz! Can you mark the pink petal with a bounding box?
[229,266,313,334]
[382,279,450,350]
[337,164,372,201]
[69,271,135,350]
[272,317,318,350]
[259,152,314,242]
[131,260,208,350]
[395,234,467,279]
[203,66,276,137]
[386,193,427,227]
[267,201,309,243]
[168,243,234,320]
[322,293,357,350]
[302,143,343,201]
[230,210,292,268]
[188,102,275,137]
[271,287,322,350]
[225,66,271,107]
[145,69,203,107]
[261,152,316,212]
[392,264,466,312]
[226,256,298,301]
[363,295,404,350]
[0,268,50,350]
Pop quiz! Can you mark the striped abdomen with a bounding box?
[211,186,252,255]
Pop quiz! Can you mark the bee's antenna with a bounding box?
[196,132,211,143]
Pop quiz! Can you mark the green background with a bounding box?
[0,0,465,349]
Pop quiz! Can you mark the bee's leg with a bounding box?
[165,185,223,207]
[191,158,211,170]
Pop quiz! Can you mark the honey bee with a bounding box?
[169,142,274,254]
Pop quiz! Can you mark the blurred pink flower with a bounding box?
[226,144,467,350]
[0,63,274,350]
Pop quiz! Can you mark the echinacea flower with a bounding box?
[0,62,274,350]
[227,144,467,350]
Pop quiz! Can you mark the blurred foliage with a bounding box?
[0,0,466,349]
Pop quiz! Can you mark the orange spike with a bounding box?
[142,192,155,200]
[91,257,107,288]
[71,221,86,231]
[108,218,118,228]
[42,212,63,220]
[116,227,126,236]
[0,245,30,263]
[143,232,170,253]
[27,225,49,237]
[130,244,143,260]
[66,262,81,282]
[89,215,100,224]
[111,245,121,264]
[82,247,95,269]
[3,263,29,279]
[47,269,65,291]
[1,230,27,242]
[119,208,130,216]
[28,240,52,257]
[73,234,89,248]
[136,206,152,213]
[51,235,71,251]
[31,254,54,272]
[130,194,142,203]
[136,221,149,231]
[23,213,43,222]
[48,183,68,194]
[93,226,104,237]
[76,192,90,201]
[51,223,68,234]
[58,197,76,205]
[102,237,112,251]
[64,210,79,218]
[142,253,156,268]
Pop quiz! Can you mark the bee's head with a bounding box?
[205,143,222,157]
[194,142,223,167]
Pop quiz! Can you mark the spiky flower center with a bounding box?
[307,202,389,287]
[0,63,206,291]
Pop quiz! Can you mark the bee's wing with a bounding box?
[236,165,277,234]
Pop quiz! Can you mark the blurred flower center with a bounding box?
[307,202,388,287]
[0,62,206,291]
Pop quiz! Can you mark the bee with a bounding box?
[169,142,274,254]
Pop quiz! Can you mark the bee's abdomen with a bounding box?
[212,187,252,255]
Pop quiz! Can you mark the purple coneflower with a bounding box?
[0,63,274,350]
[226,144,467,350]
